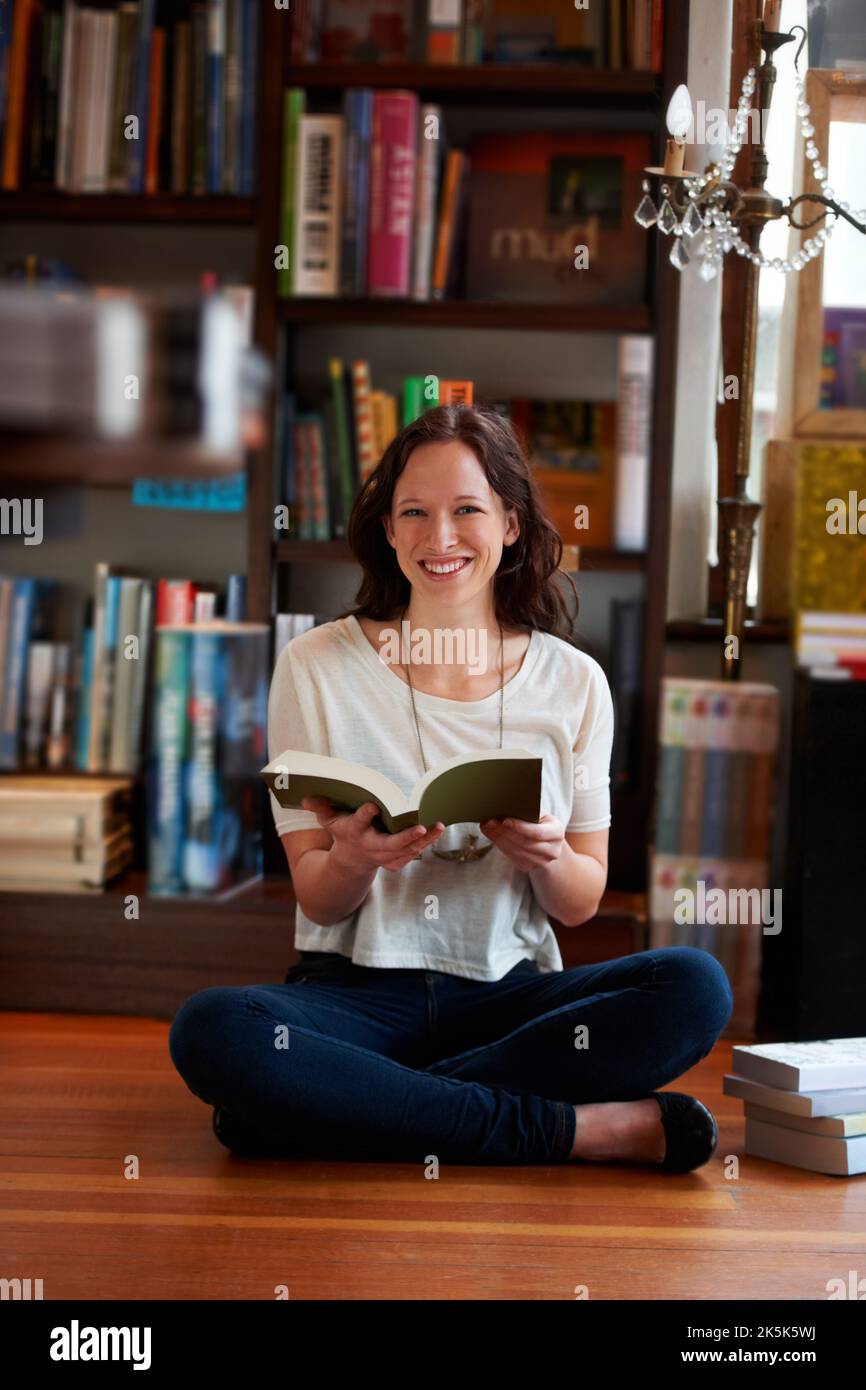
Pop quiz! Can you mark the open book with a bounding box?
[262,748,543,835]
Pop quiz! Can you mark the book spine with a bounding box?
[148,628,190,894]
[329,357,354,530]
[129,0,156,193]
[279,390,296,510]
[439,380,473,406]
[431,148,463,299]
[427,0,462,64]
[650,0,664,73]
[0,578,36,768]
[307,414,330,542]
[183,629,223,891]
[237,0,258,195]
[144,24,165,194]
[293,113,343,296]
[700,749,730,857]
[221,0,239,193]
[205,0,225,192]
[108,577,143,772]
[367,90,418,297]
[74,626,93,771]
[170,19,192,193]
[2,0,34,190]
[293,418,311,540]
[127,579,153,774]
[96,575,121,768]
[351,360,377,482]
[277,86,304,296]
[23,643,55,768]
[411,103,440,301]
[679,746,705,856]
[654,743,685,854]
[190,1,207,193]
[340,88,372,296]
[615,335,652,551]
[107,5,138,191]
[54,0,77,188]
[220,628,267,881]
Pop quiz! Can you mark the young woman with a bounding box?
[169,405,732,1172]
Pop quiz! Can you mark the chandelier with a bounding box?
[635,28,866,282]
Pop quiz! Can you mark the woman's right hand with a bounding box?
[301,798,445,873]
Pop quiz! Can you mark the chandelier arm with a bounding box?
[789,25,808,72]
[785,194,866,235]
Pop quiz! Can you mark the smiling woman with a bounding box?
[169,403,733,1175]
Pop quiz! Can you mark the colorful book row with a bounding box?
[1,0,260,195]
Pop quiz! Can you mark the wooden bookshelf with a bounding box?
[0,1,690,926]
[0,192,256,224]
[0,877,647,1018]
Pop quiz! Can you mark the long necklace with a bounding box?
[400,604,503,863]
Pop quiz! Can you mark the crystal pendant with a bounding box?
[657,198,677,235]
[682,201,704,238]
[634,192,659,228]
[669,236,690,270]
[698,254,718,282]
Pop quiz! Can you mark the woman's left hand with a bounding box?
[479,812,566,872]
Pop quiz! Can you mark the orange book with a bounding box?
[439,381,474,406]
[351,361,378,482]
[144,27,166,195]
[2,0,35,190]
[431,150,466,299]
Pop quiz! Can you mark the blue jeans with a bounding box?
[168,946,733,1166]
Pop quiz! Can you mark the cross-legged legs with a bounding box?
[168,947,733,1166]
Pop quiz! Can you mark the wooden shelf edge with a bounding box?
[0,192,257,224]
[277,298,652,332]
[666,618,792,643]
[0,433,248,485]
[285,62,662,100]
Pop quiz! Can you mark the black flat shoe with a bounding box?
[651,1091,719,1173]
[212,1106,285,1157]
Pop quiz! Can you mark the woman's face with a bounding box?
[382,440,519,606]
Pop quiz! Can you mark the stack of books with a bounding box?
[725,1039,866,1177]
[649,678,781,1038]
[0,775,134,893]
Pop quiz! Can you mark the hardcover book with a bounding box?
[465,132,650,305]
[263,747,543,835]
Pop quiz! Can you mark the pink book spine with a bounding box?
[367,91,418,297]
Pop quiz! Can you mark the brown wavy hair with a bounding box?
[335,404,579,643]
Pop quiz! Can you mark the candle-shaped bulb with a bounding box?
[666,84,693,143]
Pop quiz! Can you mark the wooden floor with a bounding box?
[2,1011,864,1300]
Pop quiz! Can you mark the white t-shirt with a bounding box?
[267,614,615,982]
